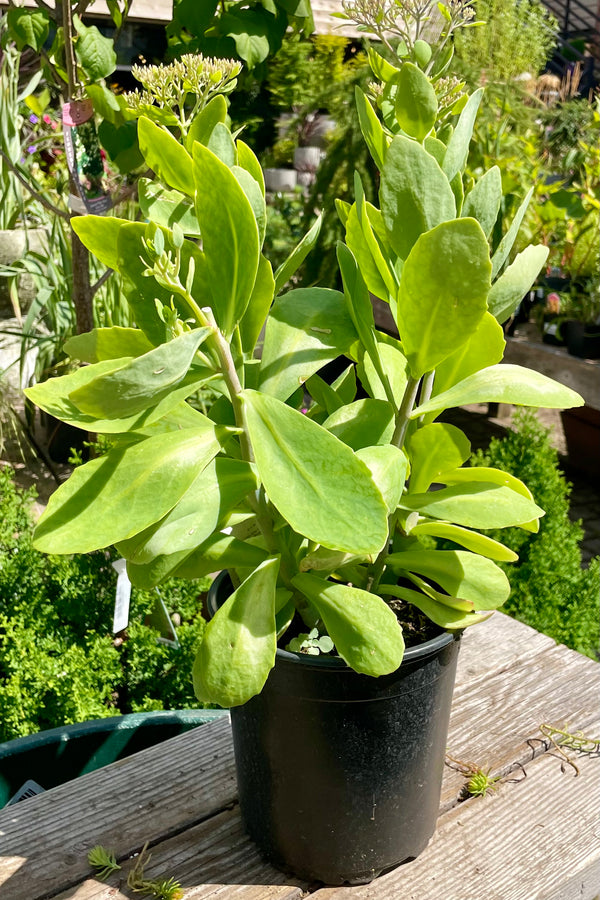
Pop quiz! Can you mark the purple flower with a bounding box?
[29,114,39,124]
[27,145,36,154]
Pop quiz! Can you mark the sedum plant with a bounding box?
[26,38,583,709]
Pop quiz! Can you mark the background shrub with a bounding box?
[471,411,600,660]
[0,465,209,742]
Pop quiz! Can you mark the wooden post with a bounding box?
[62,0,94,335]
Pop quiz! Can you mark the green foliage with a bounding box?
[471,411,600,659]
[167,0,313,77]
[0,465,209,742]
[23,45,583,710]
[87,846,121,881]
[455,0,557,83]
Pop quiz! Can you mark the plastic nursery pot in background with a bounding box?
[0,708,227,807]
[208,573,461,886]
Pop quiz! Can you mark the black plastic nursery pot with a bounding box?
[0,708,227,807]
[209,573,461,885]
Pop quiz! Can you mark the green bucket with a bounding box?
[0,709,227,807]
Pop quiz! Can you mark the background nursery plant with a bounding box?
[25,41,583,711]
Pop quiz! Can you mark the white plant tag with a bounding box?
[112,558,132,634]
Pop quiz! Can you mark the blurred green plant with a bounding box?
[455,0,557,85]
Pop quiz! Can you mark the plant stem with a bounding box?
[418,370,435,422]
[391,375,420,449]
[368,375,421,592]
[200,307,253,463]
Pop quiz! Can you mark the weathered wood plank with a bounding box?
[313,735,600,900]
[454,612,557,688]
[50,808,305,900]
[442,636,600,806]
[1,616,597,900]
[0,717,238,900]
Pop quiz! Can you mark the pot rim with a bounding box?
[208,571,459,672]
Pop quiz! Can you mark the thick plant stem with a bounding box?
[392,375,420,450]
[368,375,421,593]
[200,308,252,461]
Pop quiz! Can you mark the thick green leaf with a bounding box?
[413,364,584,417]
[292,574,405,675]
[193,558,280,707]
[355,86,389,172]
[488,245,549,323]
[117,458,256,563]
[33,426,225,554]
[491,187,534,279]
[403,572,474,611]
[367,46,400,81]
[406,423,471,493]
[380,134,456,260]
[7,7,49,51]
[442,88,483,182]
[411,521,518,562]
[24,359,159,434]
[193,142,260,335]
[432,313,505,398]
[399,482,543,529]
[306,374,345,416]
[437,466,539,532]
[356,445,408,512]
[232,165,266,245]
[397,218,491,377]
[359,337,409,407]
[336,243,379,361]
[462,166,502,238]
[71,216,129,271]
[185,95,228,152]
[138,179,200,236]
[170,533,269,581]
[345,204,390,301]
[138,116,195,197]
[382,583,490,629]
[273,213,322,295]
[73,16,116,82]
[64,327,153,363]
[243,390,389,555]
[258,287,356,401]
[394,63,438,141]
[387,549,510,609]
[127,533,268,589]
[68,328,212,418]
[237,139,265,196]
[207,122,237,167]
[239,254,275,354]
[323,399,395,450]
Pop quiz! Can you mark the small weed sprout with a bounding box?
[446,754,502,799]
[127,841,184,900]
[87,845,121,880]
[286,628,335,655]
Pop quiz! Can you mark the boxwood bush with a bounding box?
[0,464,209,742]
[471,410,600,660]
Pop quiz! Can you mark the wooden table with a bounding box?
[1,613,599,900]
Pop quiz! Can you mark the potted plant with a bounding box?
[25,33,583,886]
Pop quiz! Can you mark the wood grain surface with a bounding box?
[1,613,598,900]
